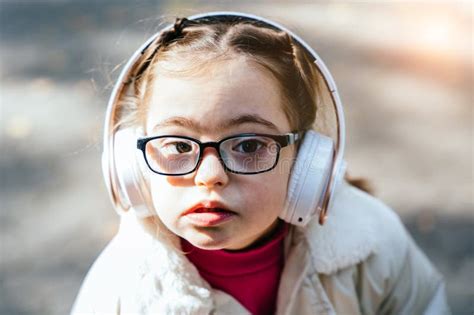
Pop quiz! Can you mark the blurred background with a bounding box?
[0,1,472,314]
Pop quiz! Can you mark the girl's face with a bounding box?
[145,56,296,250]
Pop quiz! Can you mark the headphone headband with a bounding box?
[102,11,346,224]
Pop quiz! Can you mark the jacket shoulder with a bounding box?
[305,181,409,275]
[310,182,448,314]
[70,236,124,314]
[70,222,148,315]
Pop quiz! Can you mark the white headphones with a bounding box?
[102,11,347,226]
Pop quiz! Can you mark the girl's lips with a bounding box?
[184,208,236,226]
[183,201,236,227]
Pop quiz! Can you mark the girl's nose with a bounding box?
[194,147,229,188]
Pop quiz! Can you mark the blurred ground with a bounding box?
[0,1,472,314]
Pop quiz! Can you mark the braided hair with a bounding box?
[130,17,193,82]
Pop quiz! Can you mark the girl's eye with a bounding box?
[175,142,192,153]
[233,139,265,153]
[162,141,193,154]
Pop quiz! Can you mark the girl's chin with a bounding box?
[182,232,255,251]
[185,239,228,251]
[181,228,249,251]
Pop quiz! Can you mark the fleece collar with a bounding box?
[117,214,215,314]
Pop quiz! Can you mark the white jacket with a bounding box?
[71,181,450,314]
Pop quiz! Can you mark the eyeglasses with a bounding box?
[136,132,302,175]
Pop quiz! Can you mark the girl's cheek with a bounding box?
[149,178,175,215]
[165,175,191,186]
[247,173,287,205]
[149,176,187,196]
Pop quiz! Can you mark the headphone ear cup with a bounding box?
[113,128,154,218]
[280,130,334,226]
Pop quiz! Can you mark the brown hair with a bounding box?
[117,17,318,131]
[115,16,371,193]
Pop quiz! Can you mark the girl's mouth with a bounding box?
[183,205,236,227]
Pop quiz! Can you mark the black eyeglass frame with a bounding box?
[136,132,303,176]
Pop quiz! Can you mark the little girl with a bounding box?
[72,12,450,315]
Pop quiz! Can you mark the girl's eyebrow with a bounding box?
[152,114,280,133]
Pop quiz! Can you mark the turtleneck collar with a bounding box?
[180,219,289,314]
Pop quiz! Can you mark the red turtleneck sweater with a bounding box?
[180,220,289,315]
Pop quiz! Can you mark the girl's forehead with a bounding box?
[145,57,290,135]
